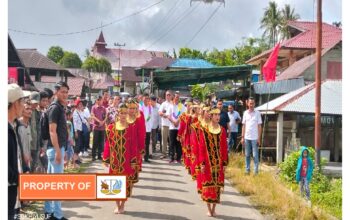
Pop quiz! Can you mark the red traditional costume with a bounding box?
[178,112,192,173]
[103,122,138,198]
[198,125,228,203]
[189,115,200,180]
[126,106,146,184]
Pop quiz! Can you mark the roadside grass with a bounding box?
[225,153,334,220]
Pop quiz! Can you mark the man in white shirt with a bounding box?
[167,91,187,163]
[73,100,90,157]
[228,104,241,152]
[150,95,160,153]
[139,94,153,162]
[241,97,262,175]
[158,90,173,158]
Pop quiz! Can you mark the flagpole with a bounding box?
[260,82,272,168]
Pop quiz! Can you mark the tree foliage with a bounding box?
[47,46,64,63]
[260,1,300,46]
[59,51,82,68]
[82,56,112,74]
[178,37,268,66]
[190,84,216,102]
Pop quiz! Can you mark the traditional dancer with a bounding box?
[178,100,193,172]
[188,104,201,180]
[103,103,137,214]
[126,99,145,183]
[198,107,228,217]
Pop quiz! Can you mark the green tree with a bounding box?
[190,84,216,102]
[59,51,82,68]
[47,46,64,63]
[82,56,112,74]
[82,56,99,71]
[260,1,281,47]
[280,4,300,39]
[97,57,112,74]
[179,47,206,59]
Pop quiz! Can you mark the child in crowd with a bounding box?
[296,146,314,203]
[65,110,79,169]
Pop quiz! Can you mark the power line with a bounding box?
[145,2,201,50]
[133,0,185,47]
[185,2,222,47]
[8,0,167,36]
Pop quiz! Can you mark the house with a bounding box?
[8,35,36,91]
[247,21,342,101]
[17,49,74,82]
[256,80,342,163]
[90,31,168,94]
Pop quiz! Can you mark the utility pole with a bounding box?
[115,42,126,93]
[315,0,322,168]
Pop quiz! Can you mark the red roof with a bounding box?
[95,31,107,45]
[121,67,141,82]
[91,74,115,89]
[30,75,85,96]
[141,57,175,69]
[246,21,342,64]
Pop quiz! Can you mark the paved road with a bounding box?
[62,153,264,220]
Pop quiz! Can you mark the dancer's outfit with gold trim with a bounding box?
[198,125,228,203]
[103,122,137,198]
[127,111,146,184]
[189,116,200,180]
[178,113,192,173]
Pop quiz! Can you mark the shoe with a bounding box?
[97,157,102,160]
[51,217,69,220]
[78,152,83,157]
[75,160,82,164]
[83,152,89,157]
[176,160,181,164]
[169,160,175,163]
[149,155,153,159]
[92,158,96,161]
[44,212,53,220]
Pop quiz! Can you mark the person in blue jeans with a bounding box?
[44,81,69,220]
[296,146,314,202]
[241,97,262,175]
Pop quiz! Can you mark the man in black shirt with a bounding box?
[44,81,69,220]
[217,99,230,134]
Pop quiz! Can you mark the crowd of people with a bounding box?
[8,81,264,219]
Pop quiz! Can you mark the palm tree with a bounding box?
[280,4,300,39]
[260,1,281,47]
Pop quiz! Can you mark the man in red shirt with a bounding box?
[102,90,110,108]
[91,96,107,161]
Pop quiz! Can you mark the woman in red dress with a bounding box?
[126,99,146,183]
[198,107,228,217]
[177,100,193,174]
[103,103,137,214]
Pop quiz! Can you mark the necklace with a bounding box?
[208,123,221,134]
[115,121,128,130]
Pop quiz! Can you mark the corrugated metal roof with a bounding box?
[170,58,215,68]
[253,78,305,94]
[256,80,341,115]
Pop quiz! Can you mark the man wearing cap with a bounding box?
[8,83,30,219]
[29,91,41,172]
[44,81,69,220]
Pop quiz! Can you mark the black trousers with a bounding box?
[144,132,151,161]
[92,130,105,159]
[77,130,90,153]
[169,129,182,161]
[8,185,17,220]
[151,128,158,152]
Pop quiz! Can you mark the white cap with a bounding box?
[8,83,31,104]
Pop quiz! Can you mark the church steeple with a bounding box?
[92,31,107,54]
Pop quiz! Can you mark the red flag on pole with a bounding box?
[262,43,280,82]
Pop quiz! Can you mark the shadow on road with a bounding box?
[142,166,180,172]
[133,195,195,205]
[62,201,100,209]
[63,209,93,219]
[220,201,253,209]
[214,214,257,220]
[134,185,189,193]
[140,177,186,184]
[123,211,191,220]
[140,170,183,177]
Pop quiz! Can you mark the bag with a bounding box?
[77,112,90,134]
[40,103,58,141]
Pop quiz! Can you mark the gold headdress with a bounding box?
[118,103,128,113]
[126,99,138,108]
[209,107,220,114]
